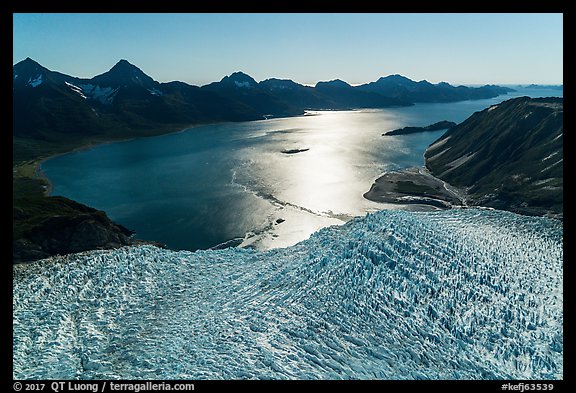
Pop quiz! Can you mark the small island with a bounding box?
[383,120,457,136]
[281,148,310,154]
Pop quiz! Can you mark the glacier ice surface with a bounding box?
[13,208,563,380]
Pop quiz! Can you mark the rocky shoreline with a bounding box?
[364,167,466,209]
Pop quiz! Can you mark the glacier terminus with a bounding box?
[13,208,562,380]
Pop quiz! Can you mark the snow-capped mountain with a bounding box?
[13,58,105,142]
[73,59,164,105]
[202,71,302,117]
[216,71,259,89]
[13,57,62,89]
[13,57,516,163]
[12,59,260,161]
[12,58,163,105]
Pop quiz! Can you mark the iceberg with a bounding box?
[13,208,563,380]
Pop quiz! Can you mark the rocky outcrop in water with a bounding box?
[383,120,457,136]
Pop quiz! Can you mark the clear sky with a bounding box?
[13,13,563,86]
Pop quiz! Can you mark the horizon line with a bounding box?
[13,57,564,88]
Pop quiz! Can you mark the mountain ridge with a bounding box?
[357,74,515,103]
[13,57,516,164]
[364,96,563,218]
[424,96,563,217]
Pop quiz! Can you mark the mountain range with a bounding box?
[13,58,514,162]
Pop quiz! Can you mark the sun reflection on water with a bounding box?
[45,105,465,251]
[255,111,401,217]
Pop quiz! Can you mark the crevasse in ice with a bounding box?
[13,208,563,380]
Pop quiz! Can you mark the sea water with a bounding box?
[41,87,562,251]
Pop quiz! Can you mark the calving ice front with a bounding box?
[13,209,562,380]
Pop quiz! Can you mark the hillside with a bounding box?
[364,97,563,218]
[424,97,563,217]
[13,196,139,263]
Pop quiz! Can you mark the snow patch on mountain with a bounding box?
[78,84,119,105]
[235,81,252,88]
[148,88,163,96]
[27,74,43,88]
[13,208,562,380]
[65,81,87,99]
[542,151,559,162]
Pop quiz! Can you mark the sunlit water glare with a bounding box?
[42,87,562,251]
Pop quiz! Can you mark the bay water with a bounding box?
[42,87,562,251]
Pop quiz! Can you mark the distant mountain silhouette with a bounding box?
[525,84,563,90]
[258,78,330,109]
[202,71,302,117]
[314,78,412,108]
[358,74,515,102]
[90,59,158,88]
[13,58,515,162]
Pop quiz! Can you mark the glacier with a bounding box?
[13,208,563,380]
